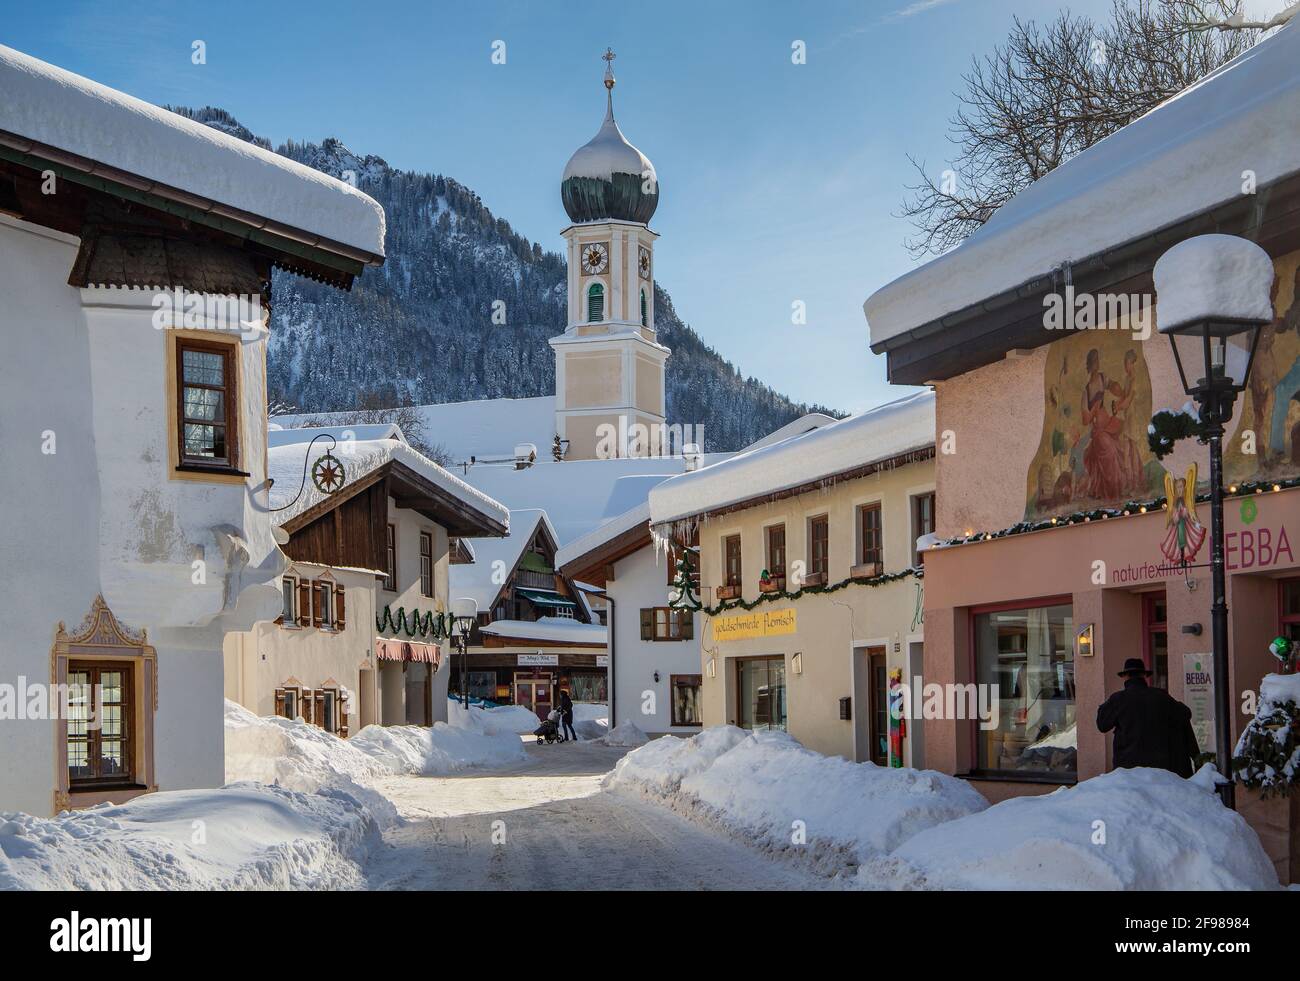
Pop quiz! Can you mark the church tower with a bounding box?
[551,49,669,460]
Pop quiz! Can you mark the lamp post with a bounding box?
[450,596,479,710]
[1154,234,1275,810]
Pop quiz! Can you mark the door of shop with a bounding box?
[515,673,554,720]
[735,656,786,731]
[1142,591,1169,690]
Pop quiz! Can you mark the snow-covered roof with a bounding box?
[742,412,842,452]
[449,509,558,610]
[268,426,508,531]
[865,22,1300,348]
[274,396,556,463]
[649,391,935,526]
[554,501,651,572]
[0,44,385,258]
[478,616,607,646]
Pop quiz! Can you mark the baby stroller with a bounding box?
[533,709,561,745]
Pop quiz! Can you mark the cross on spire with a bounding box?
[602,47,616,90]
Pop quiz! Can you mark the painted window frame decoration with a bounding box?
[51,596,157,814]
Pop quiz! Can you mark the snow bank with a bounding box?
[607,727,987,875]
[351,704,525,775]
[599,720,649,747]
[893,766,1279,891]
[445,699,544,735]
[0,784,378,890]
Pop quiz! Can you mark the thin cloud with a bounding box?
[888,0,960,21]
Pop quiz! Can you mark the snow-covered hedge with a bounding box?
[1234,673,1300,798]
[892,765,1279,890]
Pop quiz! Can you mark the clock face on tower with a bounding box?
[638,246,651,280]
[580,242,609,275]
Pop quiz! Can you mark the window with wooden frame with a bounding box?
[66,662,135,788]
[809,514,829,581]
[912,491,936,565]
[665,543,700,591]
[765,524,786,582]
[384,523,397,591]
[858,503,883,569]
[723,535,742,587]
[419,531,433,598]
[276,684,306,723]
[314,580,334,629]
[176,338,240,472]
[671,675,703,726]
[640,607,694,642]
[279,576,297,626]
[319,686,347,737]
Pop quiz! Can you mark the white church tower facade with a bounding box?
[551,49,670,460]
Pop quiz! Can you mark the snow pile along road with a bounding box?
[598,720,649,748]
[606,727,988,875]
[891,765,1280,890]
[352,703,526,775]
[445,699,544,735]
[0,784,379,890]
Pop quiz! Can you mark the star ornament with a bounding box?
[311,452,345,494]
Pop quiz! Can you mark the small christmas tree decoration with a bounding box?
[1269,635,1295,671]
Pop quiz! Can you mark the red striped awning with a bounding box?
[375,638,442,665]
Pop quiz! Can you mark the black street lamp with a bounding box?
[1154,234,1275,810]
[450,596,479,710]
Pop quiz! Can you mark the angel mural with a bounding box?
[1161,463,1206,566]
[1025,333,1159,520]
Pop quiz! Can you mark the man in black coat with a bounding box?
[558,688,576,743]
[1097,658,1201,778]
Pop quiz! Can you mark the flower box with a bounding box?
[800,572,827,588]
[759,577,785,594]
[850,562,884,579]
[716,584,741,600]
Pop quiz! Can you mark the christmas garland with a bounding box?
[668,552,922,617]
[933,475,1300,549]
[376,605,453,640]
[1147,407,1205,460]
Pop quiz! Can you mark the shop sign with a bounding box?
[518,653,559,666]
[595,655,609,667]
[713,607,797,642]
[1182,652,1215,753]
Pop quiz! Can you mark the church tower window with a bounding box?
[587,282,605,323]
[641,288,647,327]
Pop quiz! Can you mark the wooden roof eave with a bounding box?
[387,460,510,539]
[558,521,653,587]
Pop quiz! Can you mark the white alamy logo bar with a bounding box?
[49,912,152,961]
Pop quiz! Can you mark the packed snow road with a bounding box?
[365,739,828,890]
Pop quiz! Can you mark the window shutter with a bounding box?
[297,581,312,627]
[640,608,653,641]
[274,687,286,718]
[335,583,347,630]
[681,611,694,640]
[311,582,324,628]
[314,690,326,730]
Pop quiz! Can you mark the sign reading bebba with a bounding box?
[713,607,797,642]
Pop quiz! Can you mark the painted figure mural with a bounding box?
[1026,330,1160,519]
[1161,463,1206,565]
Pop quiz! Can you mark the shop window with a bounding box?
[1279,580,1300,665]
[419,531,433,597]
[736,656,786,732]
[176,338,239,471]
[973,602,1075,779]
[671,675,703,726]
[640,607,694,641]
[384,523,397,591]
[66,662,135,789]
[569,672,607,703]
[858,503,883,568]
[466,671,498,701]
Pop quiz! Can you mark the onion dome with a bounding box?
[561,49,658,225]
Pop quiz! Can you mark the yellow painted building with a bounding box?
[648,392,935,763]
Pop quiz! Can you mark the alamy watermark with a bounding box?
[1043,286,1153,340]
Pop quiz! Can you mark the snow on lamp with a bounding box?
[450,596,478,636]
[1154,234,1273,425]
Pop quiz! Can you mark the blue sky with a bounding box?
[5,0,1165,413]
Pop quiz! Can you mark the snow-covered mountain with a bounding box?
[171,106,840,451]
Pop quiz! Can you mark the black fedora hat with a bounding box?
[1118,657,1152,677]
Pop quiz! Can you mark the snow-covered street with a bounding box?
[365,740,828,891]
